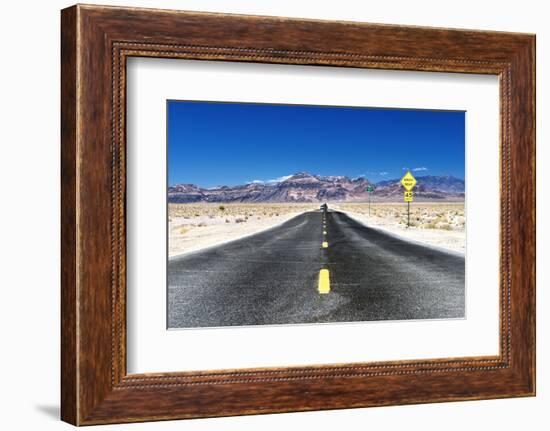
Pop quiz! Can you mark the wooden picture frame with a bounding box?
[61,4,535,425]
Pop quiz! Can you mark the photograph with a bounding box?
[47,1,537,426]
[167,101,466,329]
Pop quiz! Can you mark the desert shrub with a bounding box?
[420,222,436,229]
[178,226,192,235]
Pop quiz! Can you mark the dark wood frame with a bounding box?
[61,4,536,426]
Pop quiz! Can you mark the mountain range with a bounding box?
[168,172,465,203]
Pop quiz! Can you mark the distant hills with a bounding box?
[168,172,465,203]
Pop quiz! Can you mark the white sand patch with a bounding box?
[331,203,465,254]
[168,203,318,257]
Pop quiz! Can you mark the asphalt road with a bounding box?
[168,210,465,328]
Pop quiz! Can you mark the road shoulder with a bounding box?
[334,208,465,257]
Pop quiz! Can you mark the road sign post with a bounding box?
[366,185,374,216]
[400,172,417,228]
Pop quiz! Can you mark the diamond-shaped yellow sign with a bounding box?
[400,171,417,191]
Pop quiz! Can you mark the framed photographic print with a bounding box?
[61,4,536,425]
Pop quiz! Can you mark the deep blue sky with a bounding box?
[168,100,465,188]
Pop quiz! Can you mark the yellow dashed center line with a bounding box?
[318,269,330,294]
[319,213,330,293]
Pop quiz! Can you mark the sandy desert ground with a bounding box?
[331,202,465,253]
[168,203,319,257]
[169,201,465,257]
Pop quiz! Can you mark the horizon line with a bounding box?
[169,172,464,188]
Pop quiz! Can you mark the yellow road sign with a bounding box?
[400,171,417,191]
[404,191,413,202]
